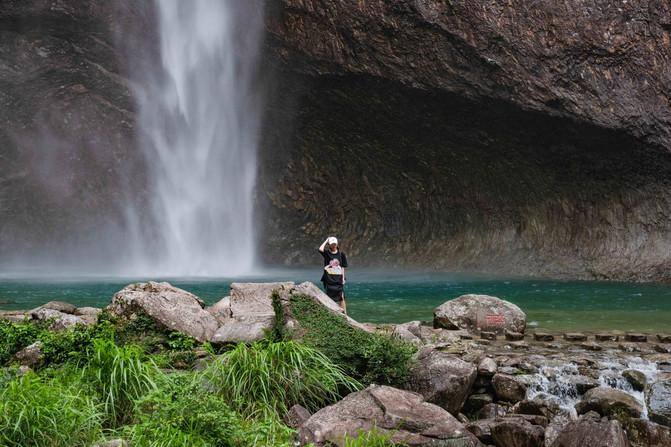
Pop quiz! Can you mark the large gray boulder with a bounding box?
[575,387,643,420]
[30,308,87,330]
[646,380,671,427]
[32,300,77,314]
[549,412,629,447]
[298,384,483,446]
[210,282,292,344]
[107,281,218,342]
[434,295,526,335]
[623,418,671,447]
[405,347,477,415]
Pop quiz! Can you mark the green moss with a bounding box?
[290,294,416,387]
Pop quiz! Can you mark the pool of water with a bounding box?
[1,269,670,332]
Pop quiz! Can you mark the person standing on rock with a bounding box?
[318,236,348,314]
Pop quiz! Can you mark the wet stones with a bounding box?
[579,342,603,351]
[491,418,545,447]
[622,369,647,392]
[492,373,529,403]
[575,387,643,420]
[550,412,630,447]
[646,379,671,427]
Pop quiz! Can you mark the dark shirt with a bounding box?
[319,249,348,287]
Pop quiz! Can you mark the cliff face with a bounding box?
[2,1,671,280]
[259,0,671,280]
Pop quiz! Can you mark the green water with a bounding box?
[1,270,670,332]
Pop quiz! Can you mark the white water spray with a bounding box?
[128,0,264,276]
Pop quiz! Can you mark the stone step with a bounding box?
[595,333,619,342]
[481,331,497,340]
[533,332,555,342]
[564,333,587,342]
[505,330,524,341]
[657,334,671,343]
[625,333,648,343]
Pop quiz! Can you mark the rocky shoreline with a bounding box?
[1,281,670,446]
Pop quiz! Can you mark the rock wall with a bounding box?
[259,0,671,280]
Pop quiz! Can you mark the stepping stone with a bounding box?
[505,330,524,341]
[595,333,619,342]
[625,333,648,342]
[481,331,497,340]
[534,332,555,341]
[564,333,587,342]
[460,333,474,340]
[657,334,671,343]
[654,344,671,354]
[580,342,603,351]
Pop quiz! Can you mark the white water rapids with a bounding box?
[126,0,264,276]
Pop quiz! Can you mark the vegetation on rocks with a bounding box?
[290,294,417,387]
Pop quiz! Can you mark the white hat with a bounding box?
[327,236,338,245]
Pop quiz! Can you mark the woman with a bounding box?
[318,236,348,313]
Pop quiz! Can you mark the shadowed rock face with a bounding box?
[2,1,671,280]
[0,0,150,269]
[259,0,671,280]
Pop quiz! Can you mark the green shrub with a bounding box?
[0,373,102,447]
[343,427,399,447]
[131,372,295,447]
[269,290,288,342]
[84,337,157,427]
[204,340,360,418]
[0,319,43,365]
[290,295,416,387]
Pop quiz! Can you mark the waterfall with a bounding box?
[126,0,264,276]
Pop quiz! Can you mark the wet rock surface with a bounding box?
[646,380,671,427]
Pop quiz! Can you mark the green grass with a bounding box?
[0,372,103,447]
[290,294,416,386]
[84,337,157,427]
[204,340,360,418]
[343,427,400,447]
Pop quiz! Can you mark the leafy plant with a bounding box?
[0,372,103,447]
[290,294,416,386]
[204,340,360,418]
[269,290,288,342]
[0,319,43,365]
[343,427,399,447]
[167,331,197,350]
[84,337,157,427]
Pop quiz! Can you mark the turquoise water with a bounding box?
[1,269,670,332]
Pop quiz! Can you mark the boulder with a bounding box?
[566,375,600,394]
[477,403,509,420]
[33,300,77,314]
[544,414,572,447]
[30,308,87,330]
[405,347,477,415]
[393,321,424,345]
[13,341,44,368]
[466,418,496,444]
[285,404,311,429]
[298,385,483,446]
[622,369,647,392]
[434,294,526,335]
[463,394,494,415]
[107,281,218,342]
[514,396,562,420]
[623,418,671,447]
[549,413,629,447]
[74,306,102,325]
[478,357,497,377]
[575,387,643,420]
[206,296,231,324]
[491,418,545,447]
[646,380,671,427]
[492,373,530,403]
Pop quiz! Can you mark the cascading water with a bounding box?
[126,0,264,276]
